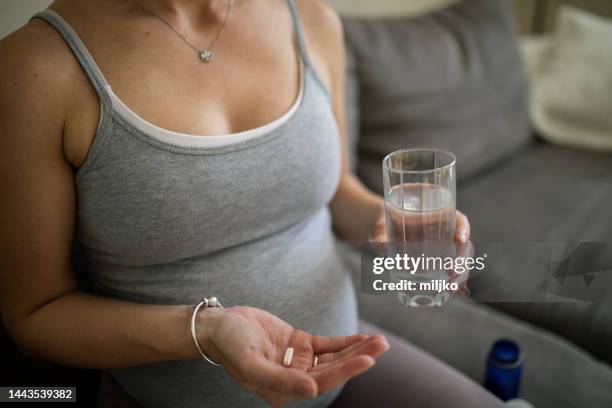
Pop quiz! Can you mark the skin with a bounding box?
[0,0,470,406]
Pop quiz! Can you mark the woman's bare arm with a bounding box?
[0,23,212,369]
[297,0,384,243]
[324,11,384,242]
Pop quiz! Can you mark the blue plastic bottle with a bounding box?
[484,339,523,401]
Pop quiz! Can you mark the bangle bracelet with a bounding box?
[190,296,224,366]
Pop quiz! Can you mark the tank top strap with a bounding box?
[284,0,330,97]
[31,9,113,111]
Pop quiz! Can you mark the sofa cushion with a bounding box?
[342,0,531,193]
[456,142,612,365]
[458,143,612,242]
[491,302,612,368]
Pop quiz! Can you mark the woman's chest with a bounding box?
[60,3,306,170]
[64,55,301,167]
[75,88,341,265]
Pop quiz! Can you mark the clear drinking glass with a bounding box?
[382,148,456,307]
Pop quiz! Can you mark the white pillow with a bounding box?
[523,6,612,151]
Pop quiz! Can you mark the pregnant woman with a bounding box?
[0,0,502,407]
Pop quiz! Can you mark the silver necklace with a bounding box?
[137,0,234,63]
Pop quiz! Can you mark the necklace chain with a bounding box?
[135,0,234,62]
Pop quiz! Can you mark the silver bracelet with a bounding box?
[190,296,224,366]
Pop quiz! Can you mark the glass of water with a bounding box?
[382,148,456,307]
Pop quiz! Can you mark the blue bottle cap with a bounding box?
[490,339,522,368]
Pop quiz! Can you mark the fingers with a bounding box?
[308,355,376,394]
[311,333,369,355]
[446,241,474,278]
[371,231,386,243]
[284,332,370,371]
[240,333,387,405]
[315,335,388,367]
[370,224,387,243]
[315,338,370,365]
[456,240,475,258]
[242,357,317,399]
[456,281,471,298]
[369,210,387,243]
[455,210,470,243]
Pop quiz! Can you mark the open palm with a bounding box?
[204,306,388,407]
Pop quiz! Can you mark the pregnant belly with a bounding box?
[107,260,357,408]
[93,209,358,408]
[86,208,358,334]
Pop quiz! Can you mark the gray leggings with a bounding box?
[329,320,504,408]
[98,320,503,408]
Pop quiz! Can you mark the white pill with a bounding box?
[283,347,294,367]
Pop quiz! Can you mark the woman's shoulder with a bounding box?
[293,0,345,91]
[0,16,84,112]
[295,0,344,46]
[0,16,94,162]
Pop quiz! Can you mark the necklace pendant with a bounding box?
[199,50,213,63]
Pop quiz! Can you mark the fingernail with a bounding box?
[459,232,468,243]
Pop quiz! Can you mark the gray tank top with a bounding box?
[33,2,358,407]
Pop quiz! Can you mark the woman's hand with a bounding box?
[197,306,388,407]
[370,209,472,298]
[370,210,471,244]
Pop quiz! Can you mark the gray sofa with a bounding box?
[339,0,612,406]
